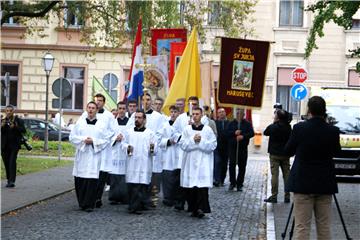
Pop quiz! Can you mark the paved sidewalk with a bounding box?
[265,162,360,240]
[1,165,74,215]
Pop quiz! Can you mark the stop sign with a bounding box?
[292,67,308,83]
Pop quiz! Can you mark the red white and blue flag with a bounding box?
[127,19,143,101]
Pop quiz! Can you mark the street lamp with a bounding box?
[42,51,54,151]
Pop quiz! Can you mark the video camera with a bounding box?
[273,103,293,123]
[21,136,33,151]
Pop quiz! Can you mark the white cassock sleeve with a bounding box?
[69,122,86,150]
[179,128,200,152]
[198,127,217,153]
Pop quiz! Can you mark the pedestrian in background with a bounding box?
[226,108,254,192]
[1,105,26,188]
[263,109,292,203]
[214,108,229,187]
[285,96,341,240]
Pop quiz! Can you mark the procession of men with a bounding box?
[69,93,253,218]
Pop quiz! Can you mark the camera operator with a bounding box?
[263,109,292,203]
[284,96,341,240]
[1,105,26,188]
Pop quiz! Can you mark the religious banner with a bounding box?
[144,55,169,101]
[217,37,270,108]
[151,28,187,56]
[169,42,187,85]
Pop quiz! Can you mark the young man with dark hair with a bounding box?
[126,99,138,118]
[263,109,292,203]
[126,93,166,208]
[1,105,26,188]
[158,105,181,206]
[285,96,340,239]
[122,110,157,214]
[108,101,129,205]
[179,107,217,218]
[70,101,108,212]
[92,93,119,208]
[153,97,164,113]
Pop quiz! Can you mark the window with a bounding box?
[179,1,186,25]
[352,19,360,29]
[276,67,300,116]
[348,69,360,87]
[279,0,304,27]
[1,64,19,107]
[2,0,19,25]
[103,73,118,101]
[208,1,221,26]
[63,67,84,110]
[64,2,84,27]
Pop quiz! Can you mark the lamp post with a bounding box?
[42,51,54,151]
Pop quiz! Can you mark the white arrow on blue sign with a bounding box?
[290,83,308,101]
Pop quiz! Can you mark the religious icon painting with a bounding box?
[231,60,253,91]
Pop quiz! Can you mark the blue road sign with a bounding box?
[290,83,307,101]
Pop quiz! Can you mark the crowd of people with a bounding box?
[69,93,254,218]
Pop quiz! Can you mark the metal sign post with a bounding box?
[58,77,63,161]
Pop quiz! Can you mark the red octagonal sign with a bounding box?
[292,67,308,83]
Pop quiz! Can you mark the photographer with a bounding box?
[263,109,292,203]
[284,96,341,240]
[1,105,26,188]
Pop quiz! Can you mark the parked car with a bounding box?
[22,118,70,141]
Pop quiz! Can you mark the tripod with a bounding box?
[281,194,352,240]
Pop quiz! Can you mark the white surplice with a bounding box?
[126,110,167,173]
[122,128,158,184]
[179,125,217,188]
[110,124,129,175]
[70,118,109,179]
[159,121,181,171]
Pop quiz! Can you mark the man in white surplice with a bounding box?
[126,93,166,208]
[122,110,158,214]
[180,107,217,218]
[70,101,109,212]
[171,96,208,211]
[90,94,119,208]
[108,101,130,205]
[159,105,181,207]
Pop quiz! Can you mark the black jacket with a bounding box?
[1,115,26,150]
[284,117,340,194]
[226,119,254,150]
[263,121,292,156]
[215,119,229,151]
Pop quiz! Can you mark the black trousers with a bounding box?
[1,146,19,183]
[95,171,109,202]
[74,177,98,210]
[219,148,229,184]
[173,169,186,209]
[162,170,177,203]
[186,187,211,214]
[127,183,148,212]
[229,147,248,187]
[108,174,129,204]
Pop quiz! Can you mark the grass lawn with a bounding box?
[1,157,73,179]
[19,140,75,157]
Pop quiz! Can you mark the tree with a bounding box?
[305,1,360,72]
[1,0,258,52]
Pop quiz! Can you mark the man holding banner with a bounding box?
[226,108,254,192]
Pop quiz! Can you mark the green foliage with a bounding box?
[19,140,75,157]
[1,157,72,179]
[218,0,257,39]
[305,1,360,72]
[1,0,258,53]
